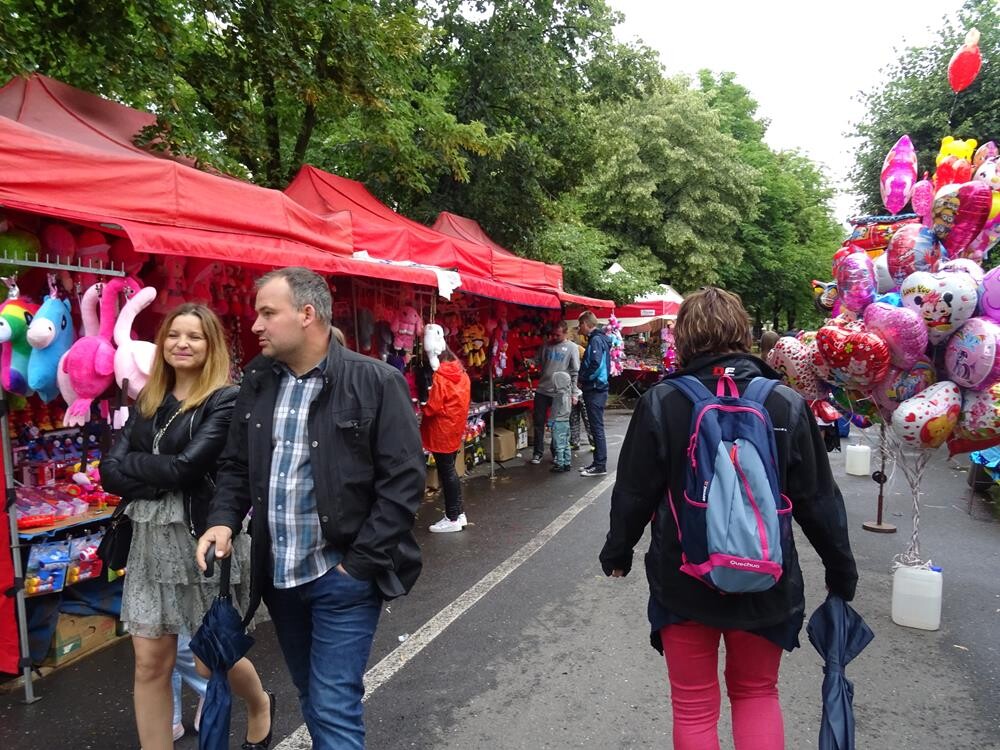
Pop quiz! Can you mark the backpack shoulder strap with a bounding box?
[742,376,779,406]
[670,375,715,404]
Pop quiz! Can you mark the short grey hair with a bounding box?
[256,266,333,325]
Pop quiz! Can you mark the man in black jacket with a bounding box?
[197,267,424,750]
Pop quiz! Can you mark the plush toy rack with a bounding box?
[2,257,127,704]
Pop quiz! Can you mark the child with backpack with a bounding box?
[599,287,858,750]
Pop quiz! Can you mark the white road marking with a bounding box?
[275,473,617,749]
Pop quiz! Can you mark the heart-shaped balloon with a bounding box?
[938,257,985,283]
[944,317,1000,390]
[900,270,979,344]
[872,358,936,415]
[886,224,943,286]
[891,381,962,450]
[863,302,928,369]
[815,323,890,389]
[932,181,992,255]
[766,335,828,400]
[880,135,918,215]
[835,250,877,313]
[948,382,1000,455]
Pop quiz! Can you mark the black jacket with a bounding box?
[206,337,425,620]
[100,386,239,537]
[599,353,858,632]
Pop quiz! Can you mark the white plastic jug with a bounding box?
[845,443,871,476]
[891,565,943,631]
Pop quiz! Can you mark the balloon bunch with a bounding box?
[768,130,1000,458]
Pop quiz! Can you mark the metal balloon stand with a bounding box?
[863,423,897,534]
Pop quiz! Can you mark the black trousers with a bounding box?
[533,393,554,457]
[433,450,463,520]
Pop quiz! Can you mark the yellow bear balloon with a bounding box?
[936,135,978,166]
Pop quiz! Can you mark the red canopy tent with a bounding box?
[431,212,614,312]
[286,166,562,309]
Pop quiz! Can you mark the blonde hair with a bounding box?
[138,304,231,418]
[673,287,752,367]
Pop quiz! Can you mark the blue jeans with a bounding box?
[583,389,608,469]
[550,420,571,466]
[172,634,207,726]
[264,565,381,750]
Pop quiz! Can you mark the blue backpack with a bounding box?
[668,374,793,593]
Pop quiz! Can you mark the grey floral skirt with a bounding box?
[122,492,255,638]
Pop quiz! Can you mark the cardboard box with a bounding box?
[44,614,116,666]
[491,427,518,462]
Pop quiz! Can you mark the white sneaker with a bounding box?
[458,513,468,527]
[429,516,464,533]
[173,722,185,741]
[529,454,543,464]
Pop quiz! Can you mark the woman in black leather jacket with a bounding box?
[101,304,273,750]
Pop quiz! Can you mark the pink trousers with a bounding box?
[660,622,785,750]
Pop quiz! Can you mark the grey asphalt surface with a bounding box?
[2,411,999,749]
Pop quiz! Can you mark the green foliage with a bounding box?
[0,0,844,309]
[851,0,999,213]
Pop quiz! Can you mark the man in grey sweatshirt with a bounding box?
[531,321,580,464]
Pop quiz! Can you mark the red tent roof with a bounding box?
[0,74,196,164]
[432,212,614,312]
[286,166,561,308]
[0,116,355,269]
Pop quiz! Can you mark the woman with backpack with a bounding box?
[599,287,857,750]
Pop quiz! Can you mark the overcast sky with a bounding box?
[607,0,965,223]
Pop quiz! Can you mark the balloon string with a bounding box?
[891,443,932,570]
[947,92,958,130]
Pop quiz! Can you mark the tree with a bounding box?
[700,72,842,331]
[851,0,999,213]
[0,0,507,189]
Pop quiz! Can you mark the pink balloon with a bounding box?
[945,317,1000,390]
[912,174,935,218]
[881,135,918,214]
[863,302,928,369]
[766,335,828,400]
[835,251,876,313]
[891,381,962,450]
[886,224,943,286]
[979,266,1000,323]
[974,142,999,169]
[872,358,936,414]
[932,181,992,254]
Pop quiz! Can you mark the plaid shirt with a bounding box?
[268,363,341,588]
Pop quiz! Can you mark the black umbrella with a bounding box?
[806,594,875,750]
[190,543,255,750]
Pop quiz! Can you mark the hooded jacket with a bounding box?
[421,359,472,454]
[580,326,612,392]
[600,353,858,634]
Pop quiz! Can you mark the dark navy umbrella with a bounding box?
[190,543,254,750]
[806,595,874,750]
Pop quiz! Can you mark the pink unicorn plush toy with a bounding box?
[61,278,140,426]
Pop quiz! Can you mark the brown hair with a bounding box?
[673,287,752,367]
[137,304,231,418]
[759,330,780,360]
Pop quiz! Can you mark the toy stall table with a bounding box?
[612,368,661,406]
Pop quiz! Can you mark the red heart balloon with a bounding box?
[815,324,890,390]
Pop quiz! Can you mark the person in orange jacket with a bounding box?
[421,348,472,533]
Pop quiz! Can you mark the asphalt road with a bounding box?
[2,412,998,749]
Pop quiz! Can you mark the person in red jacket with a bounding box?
[421,349,472,533]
